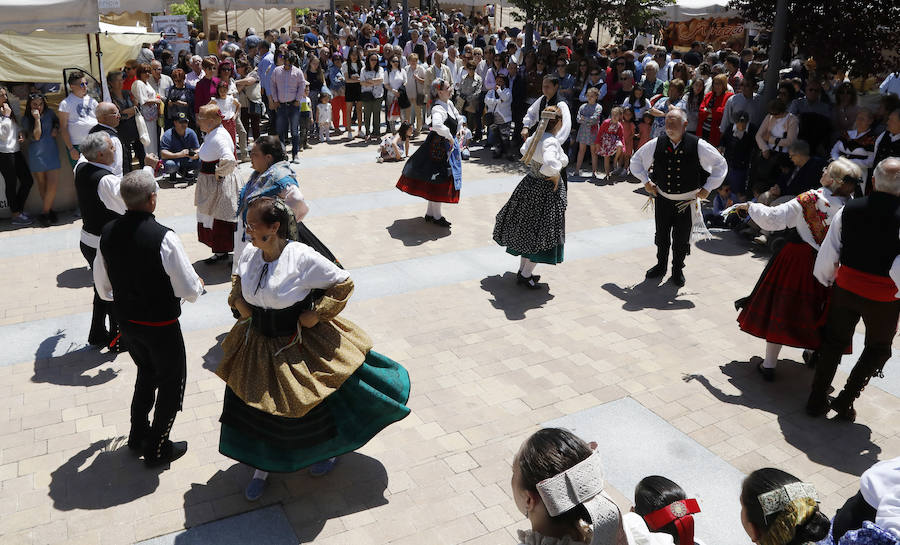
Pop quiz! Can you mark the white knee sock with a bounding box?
[425,201,436,217]
[521,260,537,278]
[252,469,269,481]
[763,342,782,369]
[431,201,443,219]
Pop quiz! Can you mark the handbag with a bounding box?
[135,110,150,147]
[361,90,375,101]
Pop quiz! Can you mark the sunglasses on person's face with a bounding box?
[79,82,88,88]
[221,67,233,71]
[590,72,600,76]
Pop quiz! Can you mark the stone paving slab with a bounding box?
[134,505,298,545]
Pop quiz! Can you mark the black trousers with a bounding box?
[120,319,187,453]
[654,195,692,269]
[809,286,900,408]
[120,139,145,174]
[0,150,34,214]
[79,242,119,341]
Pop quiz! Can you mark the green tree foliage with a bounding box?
[507,0,673,41]
[169,0,201,25]
[729,0,900,74]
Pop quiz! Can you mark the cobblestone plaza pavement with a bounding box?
[1,142,898,544]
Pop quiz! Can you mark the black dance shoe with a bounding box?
[144,440,188,468]
[431,216,451,228]
[756,360,776,382]
[517,271,540,283]
[645,263,666,279]
[805,395,830,417]
[671,269,686,287]
[516,272,541,289]
[424,215,434,223]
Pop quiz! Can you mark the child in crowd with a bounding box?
[718,111,755,199]
[623,85,650,119]
[595,106,625,177]
[317,91,333,143]
[740,468,830,545]
[704,182,743,228]
[620,106,637,176]
[214,80,240,146]
[574,86,603,177]
[298,89,312,151]
[377,121,412,163]
[458,119,473,160]
[637,111,654,149]
[632,475,705,545]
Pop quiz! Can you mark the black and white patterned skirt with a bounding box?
[493,172,567,256]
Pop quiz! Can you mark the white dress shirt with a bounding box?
[880,73,900,97]
[831,129,875,179]
[236,241,349,310]
[749,186,845,250]
[521,133,569,177]
[814,206,900,297]
[629,136,728,199]
[430,100,461,142]
[523,96,571,142]
[79,164,158,248]
[94,228,203,303]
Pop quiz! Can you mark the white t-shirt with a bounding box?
[199,125,235,161]
[237,241,349,310]
[59,94,98,146]
[215,97,239,121]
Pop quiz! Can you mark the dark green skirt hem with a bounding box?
[505,243,565,264]
[218,350,411,473]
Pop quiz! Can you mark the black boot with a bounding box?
[830,365,881,422]
[671,247,687,287]
[645,246,669,279]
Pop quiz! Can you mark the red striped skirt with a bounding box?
[198,220,236,253]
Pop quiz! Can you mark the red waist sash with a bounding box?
[836,266,898,302]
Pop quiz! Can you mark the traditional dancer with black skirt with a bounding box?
[195,103,240,264]
[395,79,462,228]
[216,197,410,501]
[732,157,860,381]
[493,105,568,289]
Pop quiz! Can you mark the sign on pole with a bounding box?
[152,15,190,56]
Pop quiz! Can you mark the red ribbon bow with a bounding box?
[643,498,701,545]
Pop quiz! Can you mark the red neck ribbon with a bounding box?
[643,498,701,545]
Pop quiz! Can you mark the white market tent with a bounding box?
[654,0,739,22]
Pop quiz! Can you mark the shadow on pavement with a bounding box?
[480,272,555,320]
[32,329,119,387]
[56,266,94,289]
[192,259,234,287]
[601,278,695,311]
[49,438,163,510]
[180,453,389,542]
[685,359,881,476]
[202,333,229,373]
[386,217,452,247]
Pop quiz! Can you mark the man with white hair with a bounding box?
[630,108,728,286]
[807,157,900,420]
[93,167,203,468]
[185,55,204,89]
[149,60,173,100]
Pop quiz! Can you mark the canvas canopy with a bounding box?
[0,0,100,34]
[654,0,739,22]
[203,0,330,9]
[206,8,295,35]
[0,24,157,83]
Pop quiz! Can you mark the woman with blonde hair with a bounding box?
[195,103,240,264]
[733,157,861,381]
[696,73,732,146]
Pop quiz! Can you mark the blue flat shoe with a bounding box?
[245,477,267,501]
[308,457,338,477]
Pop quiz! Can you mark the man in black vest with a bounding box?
[93,168,204,467]
[867,109,900,195]
[630,108,729,286]
[75,131,126,349]
[807,157,900,421]
[86,102,124,176]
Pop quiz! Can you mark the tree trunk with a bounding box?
[763,0,789,105]
[584,16,594,58]
[524,9,534,53]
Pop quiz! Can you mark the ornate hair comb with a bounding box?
[757,482,819,519]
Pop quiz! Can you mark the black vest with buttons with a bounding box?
[839,192,900,278]
[99,211,181,322]
[650,132,709,194]
[74,162,121,237]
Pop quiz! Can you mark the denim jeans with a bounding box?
[163,158,200,176]
[276,104,301,156]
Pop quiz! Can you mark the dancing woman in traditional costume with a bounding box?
[215,197,410,501]
[195,103,240,264]
[493,105,568,289]
[733,157,861,381]
[395,79,462,228]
